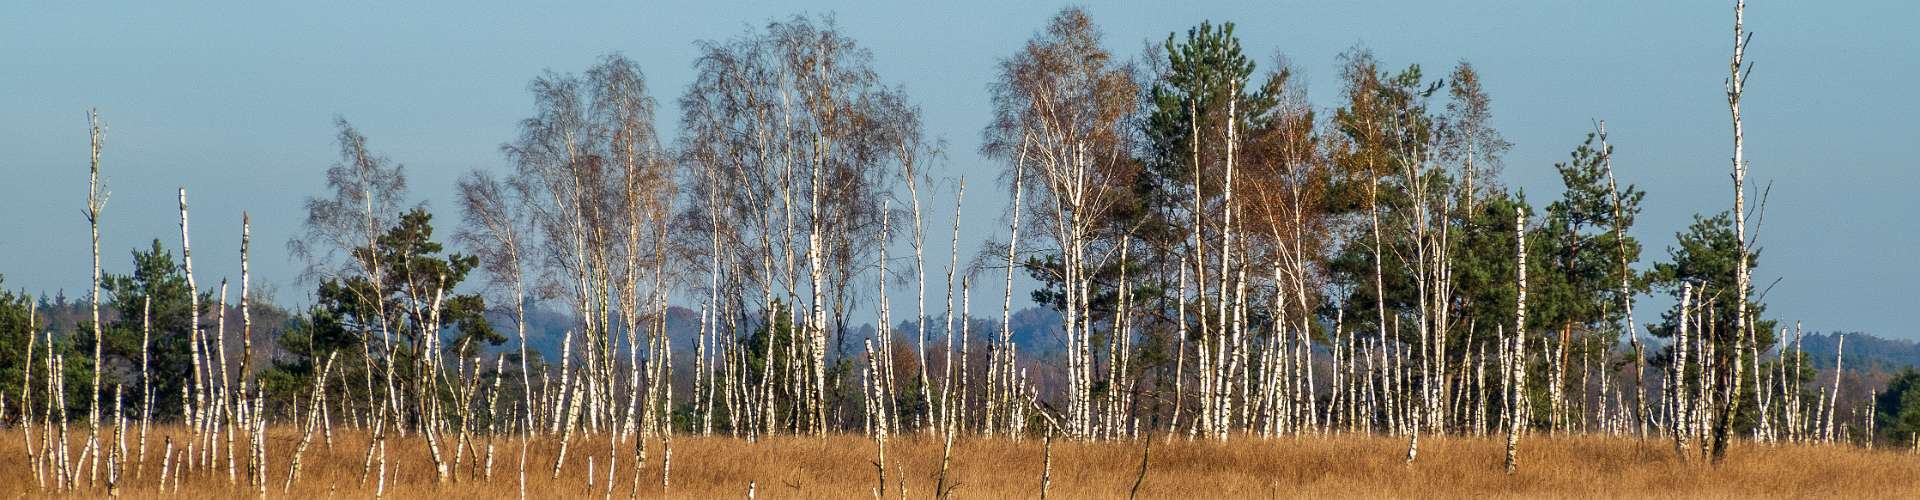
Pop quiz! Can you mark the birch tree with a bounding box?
[1712,0,1755,464]
[984,7,1139,438]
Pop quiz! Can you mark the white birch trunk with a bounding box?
[1505,207,1528,475]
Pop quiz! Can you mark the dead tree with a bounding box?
[1711,0,1754,464]
[84,110,107,477]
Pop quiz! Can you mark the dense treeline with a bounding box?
[3,1,1910,496]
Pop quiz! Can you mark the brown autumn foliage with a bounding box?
[4,427,1913,499]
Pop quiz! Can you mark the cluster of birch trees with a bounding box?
[2,1,1889,496]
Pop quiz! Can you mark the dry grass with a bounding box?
[1,426,1912,499]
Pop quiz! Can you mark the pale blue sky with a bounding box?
[2,1,1914,337]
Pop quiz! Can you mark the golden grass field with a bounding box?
[2,427,1914,499]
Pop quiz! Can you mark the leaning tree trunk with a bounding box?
[1597,122,1647,438]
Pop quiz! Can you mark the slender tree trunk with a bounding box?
[85,111,107,483]
[1827,334,1845,443]
[1674,282,1694,458]
[938,182,966,433]
[996,142,1028,436]
[1597,122,1647,438]
[179,188,207,434]
[136,296,150,479]
[1712,0,1753,464]
[23,303,39,490]
[1505,207,1528,475]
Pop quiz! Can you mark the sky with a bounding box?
[2,1,1915,338]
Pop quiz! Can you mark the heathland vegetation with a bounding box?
[2,1,1911,497]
